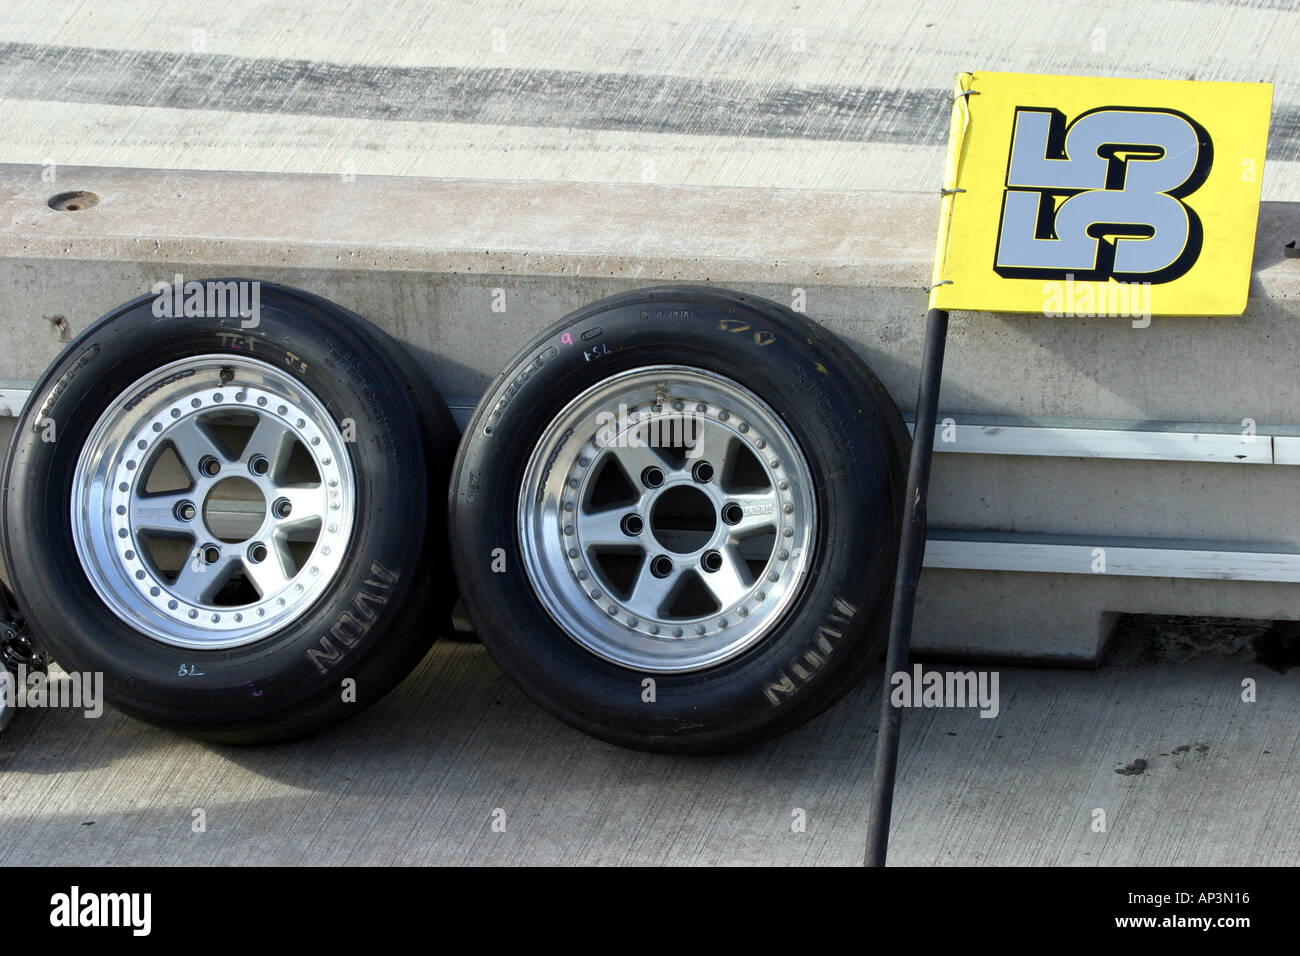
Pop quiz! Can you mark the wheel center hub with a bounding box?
[202,476,266,543]
[649,484,716,553]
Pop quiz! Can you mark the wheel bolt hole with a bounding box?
[650,555,674,578]
[701,549,723,573]
[174,500,197,521]
[721,502,744,526]
[620,513,644,536]
[199,456,221,477]
[247,543,268,564]
[692,460,714,483]
[272,497,292,519]
[641,466,665,488]
[248,455,270,476]
[201,545,221,564]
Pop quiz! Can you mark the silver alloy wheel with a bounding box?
[70,355,356,649]
[518,365,816,673]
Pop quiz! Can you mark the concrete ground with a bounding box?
[2,625,1295,866]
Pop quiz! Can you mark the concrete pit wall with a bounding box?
[1,164,1297,662]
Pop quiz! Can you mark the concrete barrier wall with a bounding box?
[2,164,1297,661]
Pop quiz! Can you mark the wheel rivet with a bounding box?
[272,497,292,519]
[620,513,644,536]
[651,555,674,578]
[721,502,744,525]
[199,456,221,477]
[691,460,714,483]
[641,466,665,488]
[248,455,270,476]
[174,500,197,521]
[701,550,723,573]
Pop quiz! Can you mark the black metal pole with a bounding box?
[865,306,950,867]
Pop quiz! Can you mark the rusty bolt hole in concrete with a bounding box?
[47,191,99,212]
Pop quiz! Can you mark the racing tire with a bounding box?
[450,285,908,753]
[2,279,458,743]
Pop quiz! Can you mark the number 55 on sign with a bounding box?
[930,72,1273,316]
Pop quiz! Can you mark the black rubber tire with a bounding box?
[449,285,908,753]
[2,280,458,743]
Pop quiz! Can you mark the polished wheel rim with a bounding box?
[71,355,356,649]
[519,365,816,673]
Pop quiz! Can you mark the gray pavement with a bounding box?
[2,627,1295,866]
[0,0,1296,199]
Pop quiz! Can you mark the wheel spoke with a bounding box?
[170,548,238,604]
[130,492,196,535]
[683,423,735,478]
[605,441,671,486]
[724,491,781,537]
[580,508,637,549]
[243,416,297,478]
[273,484,327,532]
[243,543,293,598]
[700,547,750,607]
[167,417,228,474]
[627,559,681,618]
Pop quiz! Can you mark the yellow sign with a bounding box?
[929,72,1273,316]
